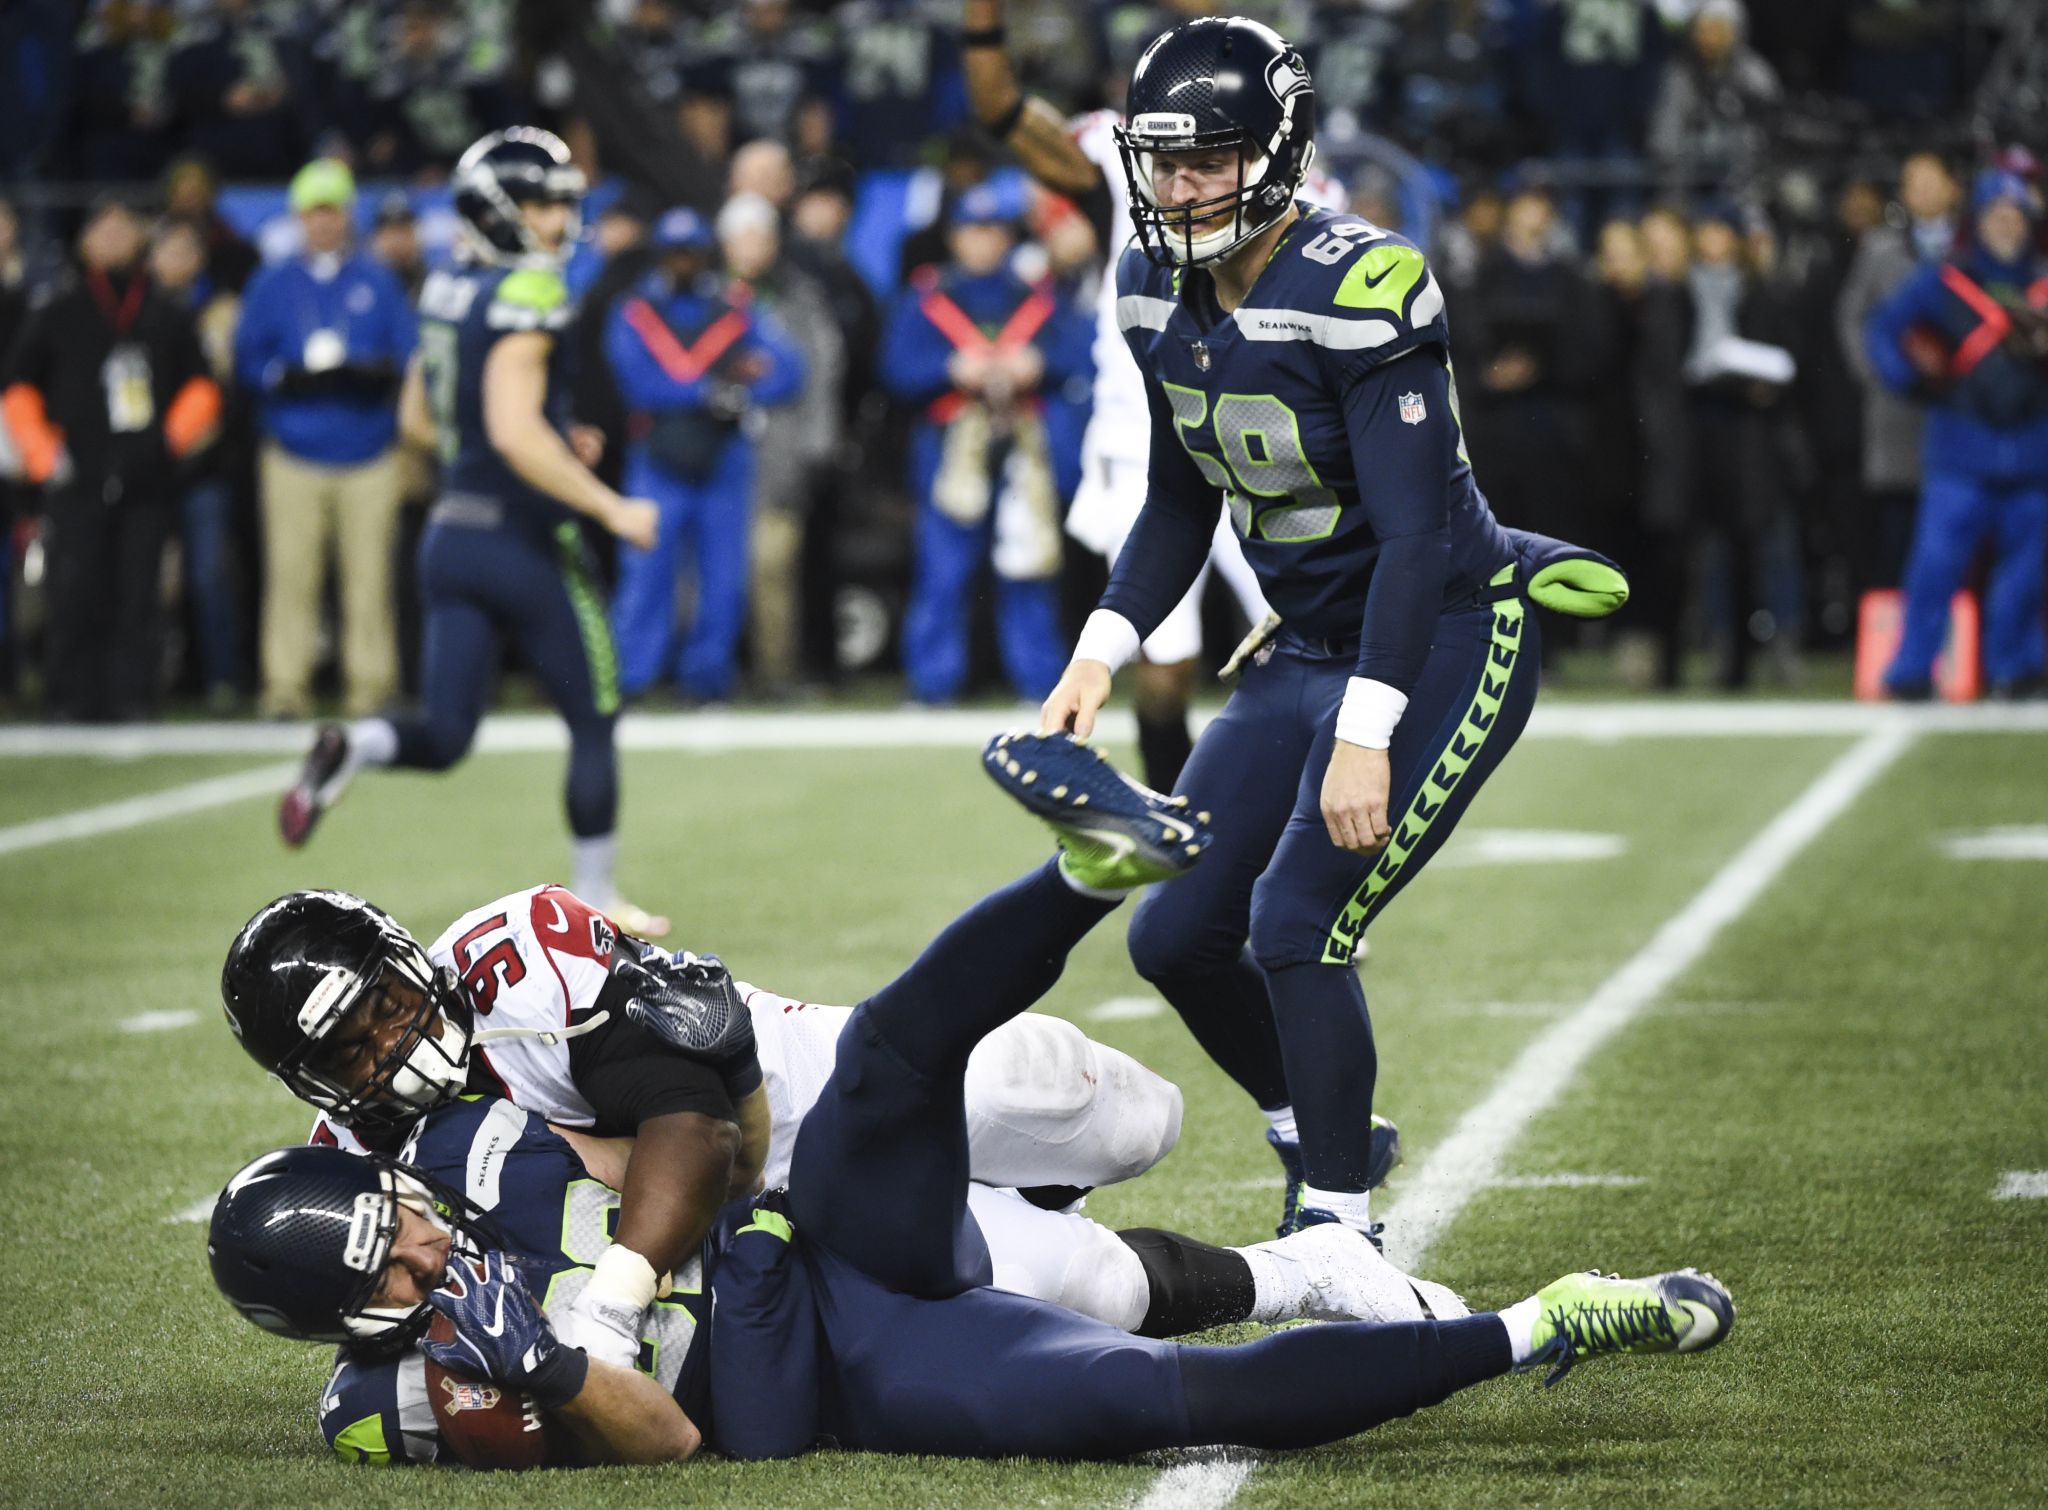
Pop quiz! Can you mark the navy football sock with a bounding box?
[863,859,1117,1078]
[1265,959,1379,1192]
[1175,1317,1511,1449]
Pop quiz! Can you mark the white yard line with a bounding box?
[1090,995,1168,1022]
[118,1009,201,1034]
[1380,725,1914,1271]
[0,699,2043,760]
[0,762,295,859]
[1993,1171,2048,1200]
[166,1195,217,1224]
[1131,1452,1259,1510]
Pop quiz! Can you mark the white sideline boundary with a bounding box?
[1379,725,1915,1270]
[0,698,2044,759]
[1131,1452,1258,1510]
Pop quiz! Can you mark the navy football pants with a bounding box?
[784,861,1510,1458]
[1129,596,1541,1191]
[610,443,754,701]
[1886,469,2048,689]
[389,520,620,839]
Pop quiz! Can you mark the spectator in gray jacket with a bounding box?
[1647,0,1781,195]
[1834,151,1959,592]
[718,192,844,699]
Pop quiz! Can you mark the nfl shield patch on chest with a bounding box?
[1192,340,1212,372]
[1398,391,1426,425]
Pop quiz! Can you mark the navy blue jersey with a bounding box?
[318,1095,718,1464]
[1105,206,1514,693]
[415,263,579,541]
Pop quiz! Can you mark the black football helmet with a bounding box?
[452,125,587,267]
[207,1145,490,1351]
[1115,17,1317,267]
[221,891,472,1137]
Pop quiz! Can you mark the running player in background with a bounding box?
[276,128,670,938]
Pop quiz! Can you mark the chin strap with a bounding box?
[471,1009,611,1048]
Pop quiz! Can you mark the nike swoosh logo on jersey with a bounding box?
[543,896,568,932]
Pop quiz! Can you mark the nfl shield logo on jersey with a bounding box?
[1192,341,1211,372]
[1398,391,1426,425]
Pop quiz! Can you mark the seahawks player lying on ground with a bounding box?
[220,838,1451,1361]
[209,733,1733,1467]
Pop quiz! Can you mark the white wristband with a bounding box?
[1071,610,1142,675]
[1334,677,1408,750]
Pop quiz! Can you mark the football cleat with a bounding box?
[1251,1221,1470,1324]
[982,732,1211,892]
[279,724,353,848]
[1522,1268,1735,1387]
[602,896,672,940]
[1271,1113,1402,1238]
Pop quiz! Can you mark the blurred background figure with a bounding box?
[880,181,1091,706]
[234,159,415,719]
[2,200,220,721]
[603,206,806,704]
[1647,0,1781,196]
[1682,200,1803,690]
[1837,152,1961,599]
[368,192,429,301]
[149,214,246,710]
[718,189,843,701]
[1864,170,2048,700]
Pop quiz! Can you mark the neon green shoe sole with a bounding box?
[1524,1267,1734,1386]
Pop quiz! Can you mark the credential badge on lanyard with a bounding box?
[102,344,154,434]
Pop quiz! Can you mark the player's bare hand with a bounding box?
[609,498,661,551]
[569,424,607,467]
[1039,660,1112,738]
[1322,740,1392,855]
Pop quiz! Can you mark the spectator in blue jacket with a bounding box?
[1865,168,2048,699]
[880,180,1093,705]
[603,207,807,703]
[235,158,417,718]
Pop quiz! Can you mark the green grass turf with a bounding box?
[0,727,2042,1506]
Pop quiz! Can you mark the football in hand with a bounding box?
[423,1311,566,1470]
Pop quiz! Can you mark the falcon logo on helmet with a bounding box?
[1115,17,1318,268]
[451,126,587,269]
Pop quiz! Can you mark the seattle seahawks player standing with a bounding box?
[1037,19,1628,1238]
[277,128,671,937]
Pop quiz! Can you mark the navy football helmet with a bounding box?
[1115,17,1317,267]
[207,1145,483,1350]
[452,126,587,267]
[221,891,473,1137]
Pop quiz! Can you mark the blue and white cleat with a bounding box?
[983,731,1211,892]
[1522,1267,1735,1387]
[1272,1113,1403,1238]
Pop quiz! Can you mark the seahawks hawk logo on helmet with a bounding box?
[1115,17,1318,268]
[451,126,587,269]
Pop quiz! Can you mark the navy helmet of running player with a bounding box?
[221,891,474,1138]
[1114,17,1317,268]
[451,126,587,267]
[207,1144,491,1351]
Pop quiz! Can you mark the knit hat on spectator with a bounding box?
[949,180,1024,231]
[652,206,716,251]
[290,159,357,213]
[373,190,415,229]
[1973,168,2039,221]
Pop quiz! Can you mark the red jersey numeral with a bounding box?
[452,913,526,1015]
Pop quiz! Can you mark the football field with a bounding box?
[2,702,2045,1507]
